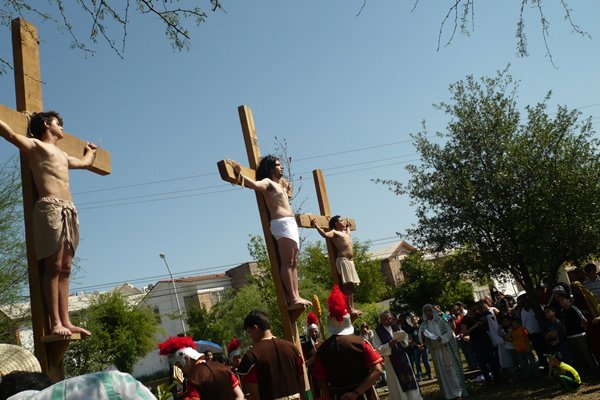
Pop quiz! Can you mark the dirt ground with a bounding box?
[415,375,600,400]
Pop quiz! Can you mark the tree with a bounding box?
[378,67,600,323]
[0,0,223,64]
[390,253,473,319]
[351,241,391,303]
[0,156,27,307]
[406,0,588,67]
[193,284,267,350]
[0,2,588,69]
[246,234,283,337]
[186,305,213,342]
[64,292,158,376]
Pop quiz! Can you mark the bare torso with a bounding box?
[29,140,72,201]
[332,231,353,259]
[263,178,294,219]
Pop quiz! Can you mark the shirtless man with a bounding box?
[0,111,96,336]
[311,215,361,315]
[231,155,311,308]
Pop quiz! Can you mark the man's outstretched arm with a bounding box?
[311,218,335,239]
[0,119,36,153]
[68,142,97,169]
[231,161,271,192]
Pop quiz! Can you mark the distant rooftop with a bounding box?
[159,273,228,284]
[370,240,416,260]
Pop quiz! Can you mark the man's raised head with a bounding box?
[329,215,341,231]
[29,111,63,139]
[256,155,280,181]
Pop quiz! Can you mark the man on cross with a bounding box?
[231,155,311,308]
[311,215,361,316]
[0,111,96,337]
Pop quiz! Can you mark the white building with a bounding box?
[132,262,259,377]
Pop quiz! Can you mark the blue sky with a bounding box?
[1,2,599,295]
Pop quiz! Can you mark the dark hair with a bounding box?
[584,263,597,272]
[555,292,571,301]
[329,215,341,230]
[256,155,279,181]
[0,371,52,399]
[243,309,271,331]
[28,111,63,139]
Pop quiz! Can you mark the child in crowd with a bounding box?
[543,306,573,364]
[498,317,516,382]
[508,317,538,380]
[555,292,599,376]
[546,353,581,392]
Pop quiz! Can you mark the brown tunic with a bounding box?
[237,337,303,399]
[187,360,237,400]
[316,335,378,400]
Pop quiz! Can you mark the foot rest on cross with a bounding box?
[288,303,310,323]
[40,333,81,382]
[41,333,81,343]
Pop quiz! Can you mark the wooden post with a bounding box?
[217,105,311,398]
[5,18,111,382]
[296,169,356,288]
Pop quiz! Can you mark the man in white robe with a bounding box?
[373,310,422,400]
[419,304,467,400]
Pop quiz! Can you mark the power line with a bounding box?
[74,139,419,195]
[294,139,415,162]
[77,155,419,210]
[69,234,404,293]
[73,172,218,195]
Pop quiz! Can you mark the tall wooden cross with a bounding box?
[217,105,311,396]
[2,18,111,381]
[296,169,356,288]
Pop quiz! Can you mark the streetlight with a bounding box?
[159,252,186,336]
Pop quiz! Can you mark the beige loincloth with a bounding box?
[336,257,361,285]
[33,196,80,260]
[270,216,299,248]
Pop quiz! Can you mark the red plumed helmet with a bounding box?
[158,336,197,355]
[227,337,241,354]
[307,311,319,326]
[327,285,348,322]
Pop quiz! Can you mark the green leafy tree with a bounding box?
[352,241,391,303]
[198,284,267,350]
[0,156,27,308]
[246,235,282,337]
[297,241,331,305]
[379,67,600,324]
[186,305,213,341]
[65,292,158,376]
[390,254,473,319]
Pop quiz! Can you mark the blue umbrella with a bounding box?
[194,340,222,353]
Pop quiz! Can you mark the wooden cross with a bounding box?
[295,169,356,288]
[3,18,111,382]
[216,105,311,396]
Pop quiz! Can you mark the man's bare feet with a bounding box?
[288,298,312,310]
[65,324,92,337]
[350,309,363,318]
[51,324,72,336]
